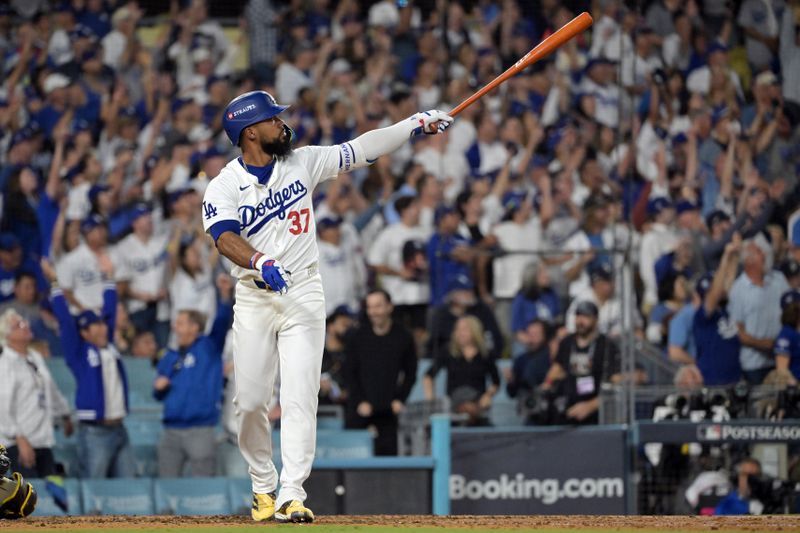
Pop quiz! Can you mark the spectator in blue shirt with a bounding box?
[427,205,474,307]
[692,238,743,386]
[667,287,699,365]
[773,290,800,383]
[0,234,42,304]
[43,258,135,478]
[153,274,234,477]
[510,262,559,354]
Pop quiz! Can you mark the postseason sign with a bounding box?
[450,427,627,515]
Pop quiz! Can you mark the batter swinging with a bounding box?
[203,91,453,523]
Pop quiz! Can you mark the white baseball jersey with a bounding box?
[202,147,347,280]
[114,232,171,319]
[55,243,107,310]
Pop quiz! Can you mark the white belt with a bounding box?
[242,262,319,291]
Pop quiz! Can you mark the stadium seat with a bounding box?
[227,478,252,516]
[218,440,249,477]
[52,443,81,478]
[81,478,155,515]
[407,359,445,402]
[125,416,163,446]
[132,444,159,477]
[123,357,158,408]
[28,478,82,516]
[315,430,373,459]
[154,478,232,515]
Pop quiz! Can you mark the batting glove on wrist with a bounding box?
[257,257,293,295]
[409,110,454,137]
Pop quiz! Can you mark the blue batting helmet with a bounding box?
[222,91,289,146]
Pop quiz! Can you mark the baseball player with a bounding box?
[203,90,452,523]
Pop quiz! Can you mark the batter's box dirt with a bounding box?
[1,515,797,531]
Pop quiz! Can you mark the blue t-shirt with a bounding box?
[510,290,560,332]
[693,306,742,385]
[773,325,800,380]
[668,303,697,358]
[427,233,473,306]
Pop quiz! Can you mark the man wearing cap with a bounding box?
[0,234,39,304]
[566,262,634,339]
[43,258,135,478]
[780,258,800,289]
[686,41,743,98]
[640,197,679,312]
[428,204,474,307]
[317,216,361,315]
[368,196,431,345]
[543,300,622,425]
[56,214,113,311]
[693,239,744,385]
[102,5,140,70]
[729,239,790,384]
[773,290,800,382]
[577,57,620,129]
[114,204,171,348]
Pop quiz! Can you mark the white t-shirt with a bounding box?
[101,30,127,70]
[367,223,430,305]
[491,217,542,299]
[169,266,217,330]
[275,62,312,104]
[738,0,783,69]
[114,233,171,320]
[202,147,343,281]
[98,345,126,420]
[318,239,361,315]
[639,223,680,308]
[56,243,107,311]
[578,77,621,129]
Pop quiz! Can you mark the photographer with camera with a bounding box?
[541,301,622,425]
[715,457,771,515]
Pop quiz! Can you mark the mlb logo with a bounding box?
[227,112,234,119]
[697,424,721,441]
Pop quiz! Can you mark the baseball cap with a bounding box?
[707,41,729,55]
[780,259,800,279]
[434,204,458,224]
[575,300,599,318]
[130,202,152,220]
[705,209,731,229]
[0,233,20,252]
[676,200,699,215]
[43,73,71,95]
[70,24,96,41]
[88,184,110,203]
[447,274,474,293]
[695,272,714,299]
[755,71,778,87]
[647,197,673,216]
[327,305,356,322]
[711,105,730,127]
[80,214,107,234]
[589,262,614,283]
[76,310,103,330]
[317,216,342,232]
[780,290,800,310]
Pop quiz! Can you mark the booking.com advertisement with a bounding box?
[450,428,627,514]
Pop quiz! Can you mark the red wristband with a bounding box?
[250,252,264,270]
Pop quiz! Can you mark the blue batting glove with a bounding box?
[260,259,293,295]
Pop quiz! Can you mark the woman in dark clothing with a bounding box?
[423,315,500,425]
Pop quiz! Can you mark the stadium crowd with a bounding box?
[0,0,800,478]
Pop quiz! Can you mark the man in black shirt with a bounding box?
[543,301,621,425]
[344,290,417,455]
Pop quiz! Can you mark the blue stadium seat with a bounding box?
[132,444,159,477]
[494,359,512,402]
[314,430,373,459]
[81,478,154,515]
[123,357,158,409]
[28,478,82,516]
[227,478,252,515]
[46,357,76,406]
[52,443,81,477]
[218,440,249,477]
[154,478,232,515]
[489,399,523,427]
[407,359,445,402]
[125,417,163,446]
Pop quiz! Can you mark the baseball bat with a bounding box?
[449,12,593,118]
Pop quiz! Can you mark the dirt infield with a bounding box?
[2,514,798,531]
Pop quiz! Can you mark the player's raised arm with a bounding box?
[334,110,455,173]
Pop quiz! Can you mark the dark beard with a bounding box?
[260,125,293,157]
